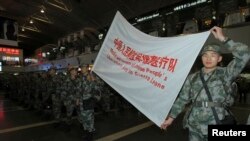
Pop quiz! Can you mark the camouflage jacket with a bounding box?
[55,74,66,96]
[39,77,47,93]
[61,76,81,101]
[78,74,101,101]
[47,75,58,95]
[169,39,250,135]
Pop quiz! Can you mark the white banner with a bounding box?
[93,11,210,127]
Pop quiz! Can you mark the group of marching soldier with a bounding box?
[0,65,130,141]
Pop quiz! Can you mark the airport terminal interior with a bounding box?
[0,0,250,141]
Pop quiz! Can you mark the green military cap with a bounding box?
[80,64,87,68]
[68,67,78,72]
[201,44,221,55]
[48,66,56,71]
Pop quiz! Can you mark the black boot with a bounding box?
[83,131,93,141]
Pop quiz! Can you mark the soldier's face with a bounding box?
[49,69,56,75]
[202,51,222,69]
[81,67,88,73]
[70,69,77,76]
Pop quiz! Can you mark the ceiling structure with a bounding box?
[0,0,184,56]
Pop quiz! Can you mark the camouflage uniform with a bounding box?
[78,73,101,140]
[33,73,42,110]
[31,73,40,109]
[61,75,81,126]
[46,74,56,111]
[18,74,26,103]
[169,39,250,141]
[24,74,32,107]
[33,74,42,111]
[49,73,64,122]
[40,73,48,108]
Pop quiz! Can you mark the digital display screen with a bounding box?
[0,47,20,55]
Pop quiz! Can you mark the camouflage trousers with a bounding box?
[78,109,95,132]
[63,100,75,125]
[52,94,62,121]
[189,129,208,141]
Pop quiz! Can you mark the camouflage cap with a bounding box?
[80,64,87,68]
[68,67,78,72]
[201,44,221,55]
[48,66,56,71]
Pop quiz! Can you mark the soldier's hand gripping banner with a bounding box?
[92,11,210,127]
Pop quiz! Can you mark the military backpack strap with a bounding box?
[200,70,221,124]
[184,73,213,119]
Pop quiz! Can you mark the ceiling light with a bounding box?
[40,9,45,13]
[136,13,159,22]
[40,5,46,13]
[29,19,33,24]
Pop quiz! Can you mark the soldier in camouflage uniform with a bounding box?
[78,65,101,141]
[47,67,60,121]
[49,69,65,127]
[30,73,40,109]
[18,74,26,104]
[34,72,44,112]
[161,26,250,141]
[24,74,32,108]
[33,73,42,111]
[61,67,81,132]
[40,72,48,109]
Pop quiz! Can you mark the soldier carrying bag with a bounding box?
[200,71,237,125]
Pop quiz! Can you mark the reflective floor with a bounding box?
[0,90,249,141]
